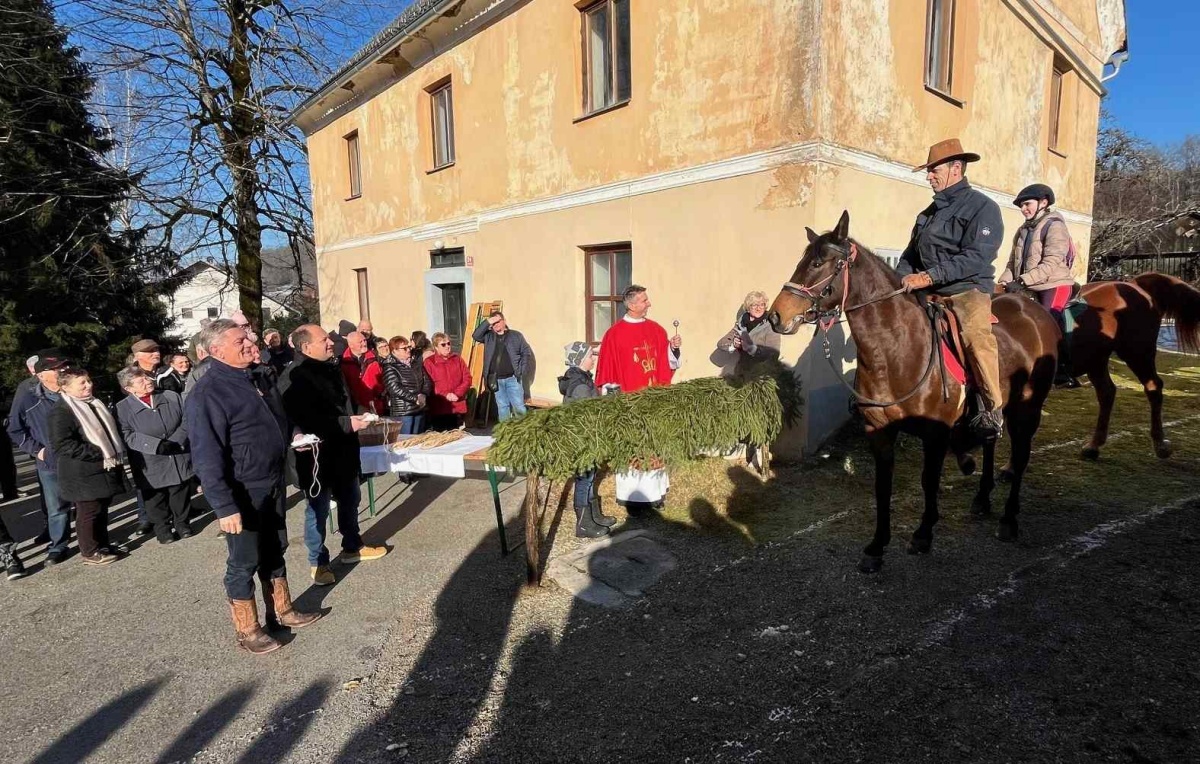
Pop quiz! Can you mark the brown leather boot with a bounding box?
[268,578,323,629]
[229,599,282,654]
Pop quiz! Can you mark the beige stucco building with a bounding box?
[291,0,1127,454]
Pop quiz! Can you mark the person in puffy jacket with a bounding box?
[423,332,472,431]
[558,341,614,538]
[383,336,433,434]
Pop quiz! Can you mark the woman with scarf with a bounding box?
[49,367,127,566]
[710,290,782,378]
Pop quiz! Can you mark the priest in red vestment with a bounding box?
[596,285,682,393]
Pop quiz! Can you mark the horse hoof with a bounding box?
[858,555,884,574]
[907,537,932,555]
[997,467,1014,485]
[997,521,1020,543]
[1080,447,1101,462]
[956,454,977,476]
[1155,440,1173,459]
[970,497,992,517]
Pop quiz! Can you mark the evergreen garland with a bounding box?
[490,364,802,480]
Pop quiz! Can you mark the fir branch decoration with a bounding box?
[490,364,802,480]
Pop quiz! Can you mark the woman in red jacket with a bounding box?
[423,332,472,431]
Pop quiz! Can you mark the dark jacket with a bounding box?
[558,367,599,404]
[263,345,294,376]
[182,356,211,402]
[895,178,1003,295]
[7,383,62,473]
[278,354,361,490]
[472,322,532,382]
[47,401,127,502]
[156,368,186,395]
[185,359,287,518]
[382,357,432,417]
[424,353,472,416]
[115,391,193,490]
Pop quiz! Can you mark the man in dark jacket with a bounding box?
[7,351,74,563]
[896,139,1005,439]
[262,330,294,376]
[279,324,387,587]
[186,319,321,654]
[472,310,533,422]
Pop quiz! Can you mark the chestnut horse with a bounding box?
[1068,273,1200,460]
[768,212,1060,573]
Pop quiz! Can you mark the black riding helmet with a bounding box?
[1013,183,1055,206]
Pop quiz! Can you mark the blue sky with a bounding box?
[1102,3,1199,147]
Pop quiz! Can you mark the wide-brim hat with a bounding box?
[912,138,981,172]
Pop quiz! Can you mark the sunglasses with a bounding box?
[437,342,451,346]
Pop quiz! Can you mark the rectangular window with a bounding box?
[924,0,955,95]
[581,0,631,116]
[355,267,370,321]
[207,307,219,318]
[346,131,362,198]
[430,82,455,170]
[181,308,193,319]
[430,248,466,269]
[1048,60,1066,152]
[584,245,633,343]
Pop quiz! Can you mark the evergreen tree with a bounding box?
[0,0,176,396]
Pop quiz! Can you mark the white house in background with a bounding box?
[162,260,295,340]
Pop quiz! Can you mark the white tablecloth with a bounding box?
[615,469,670,502]
[360,435,495,479]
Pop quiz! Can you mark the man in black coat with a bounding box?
[279,324,388,587]
[471,310,533,422]
[186,319,321,654]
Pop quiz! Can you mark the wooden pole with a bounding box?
[524,470,541,585]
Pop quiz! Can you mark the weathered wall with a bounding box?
[307,0,817,251]
[820,0,1105,215]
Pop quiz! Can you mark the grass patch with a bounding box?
[596,354,1200,546]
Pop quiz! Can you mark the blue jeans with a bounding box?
[573,470,595,508]
[224,487,287,600]
[495,376,526,421]
[303,476,363,566]
[38,467,72,555]
[400,414,425,434]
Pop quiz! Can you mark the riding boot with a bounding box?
[589,496,617,528]
[259,574,278,630]
[574,504,608,539]
[229,599,282,655]
[269,578,323,629]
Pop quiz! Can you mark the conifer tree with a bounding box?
[0,0,175,394]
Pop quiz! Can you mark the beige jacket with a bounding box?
[1000,210,1075,291]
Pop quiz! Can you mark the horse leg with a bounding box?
[999,412,1038,542]
[1082,365,1117,461]
[971,438,996,517]
[1122,351,1172,459]
[908,431,948,555]
[860,428,897,574]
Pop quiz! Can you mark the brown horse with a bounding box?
[1068,273,1200,460]
[768,212,1060,573]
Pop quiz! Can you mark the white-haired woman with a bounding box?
[710,290,782,377]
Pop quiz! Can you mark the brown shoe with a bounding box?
[268,578,323,630]
[81,552,118,566]
[340,545,388,563]
[229,599,282,655]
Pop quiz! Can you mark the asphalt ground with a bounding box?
[2,355,1199,763]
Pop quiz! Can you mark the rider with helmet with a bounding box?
[998,183,1078,384]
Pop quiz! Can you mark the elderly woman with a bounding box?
[115,366,194,544]
[710,290,782,377]
[383,335,433,434]
[423,332,472,431]
[48,367,126,566]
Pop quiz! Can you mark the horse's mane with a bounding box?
[845,237,905,291]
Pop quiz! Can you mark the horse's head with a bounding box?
[768,210,857,335]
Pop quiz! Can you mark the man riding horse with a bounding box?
[895,139,1006,440]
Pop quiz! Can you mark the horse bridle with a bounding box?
[778,241,944,409]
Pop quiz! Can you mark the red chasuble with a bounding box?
[595,317,675,393]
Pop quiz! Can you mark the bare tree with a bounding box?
[64,0,389,329]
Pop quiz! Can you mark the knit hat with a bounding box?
[563,341,590,368]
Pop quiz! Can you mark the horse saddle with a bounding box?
[925,298,998,390]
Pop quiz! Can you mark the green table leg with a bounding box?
[487,465,509,556]
[367,475,377,517]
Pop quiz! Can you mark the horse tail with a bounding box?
[1132,272,1200,353]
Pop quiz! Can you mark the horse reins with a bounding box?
[779,242,945,409]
